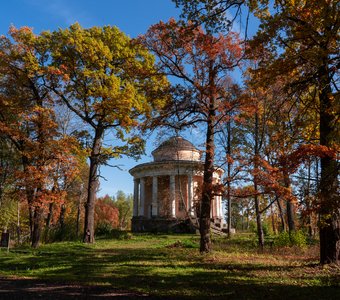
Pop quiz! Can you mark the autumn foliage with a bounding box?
[0,1,338,266]
[94,195,119,232]
[142,18,243,252]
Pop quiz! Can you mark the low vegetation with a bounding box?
[0,233,339,298]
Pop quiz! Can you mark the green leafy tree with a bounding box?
[113,191,133,230]
[44,24,169,243]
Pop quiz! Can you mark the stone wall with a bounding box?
[132,217,196,233]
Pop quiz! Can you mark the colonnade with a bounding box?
[133,174,222,219]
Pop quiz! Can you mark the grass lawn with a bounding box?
[0,233,339,299]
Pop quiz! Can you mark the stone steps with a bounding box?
[188,216,226,236]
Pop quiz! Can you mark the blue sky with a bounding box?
[1,0,179,37]
[1,0,181,197]
[1,1,255,197]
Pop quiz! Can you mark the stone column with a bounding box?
[219,196,224,224]
[133,179,139,217]
[216,196,220,218]
[170,175,176,217]
[214,196,218,218]
[219,196,223,218]
[187,175,194,216]
[139,177,145,217]
[152,176,158,217]
[218,196,222,218]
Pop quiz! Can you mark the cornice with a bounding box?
[129,160,224,178]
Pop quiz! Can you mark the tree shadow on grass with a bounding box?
[0,244,339,299]
[0,277,148,299]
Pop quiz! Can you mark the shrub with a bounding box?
[110,229,132,240]
[274,230,307,248]
[43,221,81,242]
[273,231,291,247]
[95,222,113,236]
[95,226,132,240]
[251,221,272,237]
[166,239,198,249]
[262,222,273,237]
[290,230,307,247]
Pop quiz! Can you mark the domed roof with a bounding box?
[154,136,196,151]
[152,136,200,162]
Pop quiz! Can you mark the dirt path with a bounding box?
[0,277,149,299]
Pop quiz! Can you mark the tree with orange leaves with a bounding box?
[247,0,339,264]
[94,195,119,234]
[142,19,243,252]
[0,27,79,248]
[176,0,339,265]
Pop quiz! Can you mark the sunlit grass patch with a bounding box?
[0,233,339,298]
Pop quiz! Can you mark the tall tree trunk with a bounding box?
[44,202,54,242]
[286,200,295,233]
[76,194,82,238]
[57,203,66,241]
[199,73,216,253]
[226,119,232,238]
[318,68,339,264]
[17,200,21,244]
[0,159,6,205]
[22,155,35,238]
[270,203,277,235]
[31,206,43,248]
[254,185,264,250]
[83,127,103,243]
[200,116,215,253]
[305,160,313,237]
[45,203,53,228]
[59,204,66,229]
[254,111,264,250]
[284,170,295,233]
[276,196,286,232]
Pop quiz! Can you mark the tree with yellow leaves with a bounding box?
[44,24,169,243]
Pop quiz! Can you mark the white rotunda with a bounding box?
[129,136,224,232]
